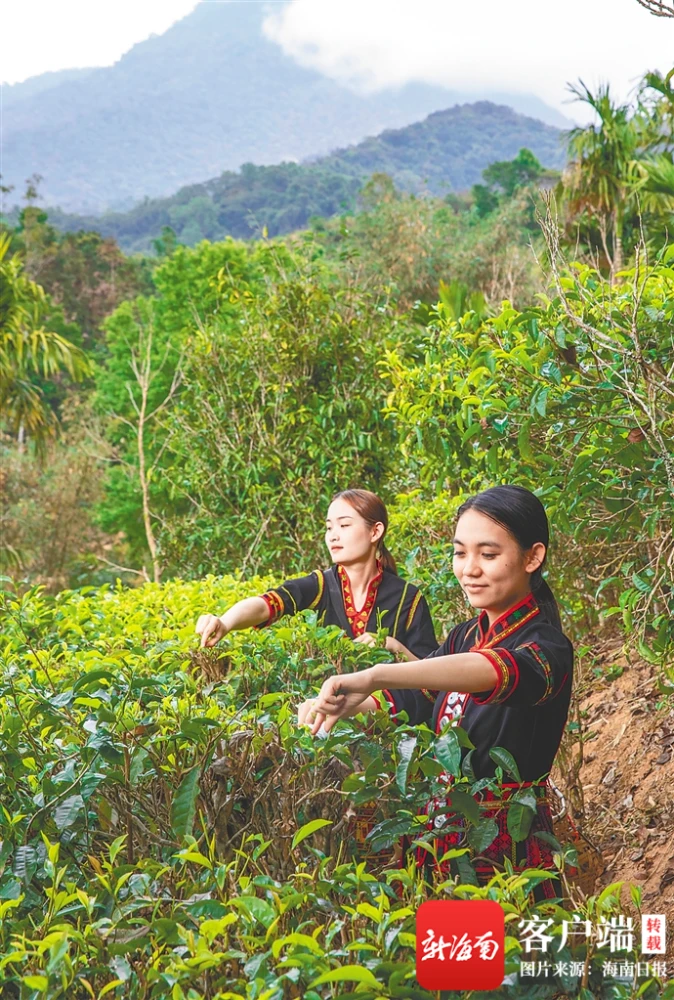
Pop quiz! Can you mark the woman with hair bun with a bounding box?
[306,485,574,898]
[196,489,437,662]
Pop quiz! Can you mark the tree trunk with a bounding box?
[613,210,624,282]
[137,385,161,584]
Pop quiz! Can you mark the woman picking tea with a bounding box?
[302,485,573,896]
[196,489,437,661]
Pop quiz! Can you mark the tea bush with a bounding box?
[383,248,674,661]
[0,578,667,999]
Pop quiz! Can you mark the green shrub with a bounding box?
[0,579,657,999]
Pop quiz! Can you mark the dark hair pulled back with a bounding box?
[330,489,397,574]
[456,484,562,630]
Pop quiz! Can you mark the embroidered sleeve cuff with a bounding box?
[471,648,520,705]
[254,591,284,629]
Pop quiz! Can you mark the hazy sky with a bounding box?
[3,0,672,120]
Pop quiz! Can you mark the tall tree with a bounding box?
[11,203,154,346]
[563,83,641,279]
[640,69,674,145]
[0,233,90,448]
[481,147,545,198]
[627,70,674,250]
[93,239,266,575]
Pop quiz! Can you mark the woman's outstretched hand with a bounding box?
[297,698,318,726]
[195,614,228,647]
[307,668,378,735]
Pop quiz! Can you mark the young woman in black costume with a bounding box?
[305,485,573,897]
[196,489,437,664]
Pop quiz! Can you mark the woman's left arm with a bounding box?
[310,653,497,734]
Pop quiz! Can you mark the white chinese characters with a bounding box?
[421,929,500,963]
[518,914,666,955]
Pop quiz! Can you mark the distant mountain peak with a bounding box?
[3,2,567,214]
[47,99,566,254]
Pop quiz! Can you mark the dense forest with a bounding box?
[34,102,564,253]
[1,67,674,999]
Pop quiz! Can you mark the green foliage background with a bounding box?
[0,579,656,999]
[1,68,674,1000]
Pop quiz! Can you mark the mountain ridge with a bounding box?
[3,1,569,214]
[42,100,566,253]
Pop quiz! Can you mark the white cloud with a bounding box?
[262,0,673,119]
[2,0,671,125]
[2,0,199,85]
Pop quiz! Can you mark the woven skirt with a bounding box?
[414,782,561,902]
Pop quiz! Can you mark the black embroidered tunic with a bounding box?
[380,593,574,895]
[382,593,573,778]
[259,565,438,659]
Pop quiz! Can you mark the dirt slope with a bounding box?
[552,637,674,956]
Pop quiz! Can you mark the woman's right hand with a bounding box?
[195,614,228,647]
[309,669,378,734]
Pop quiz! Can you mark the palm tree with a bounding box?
[629,153,674,249]
[640,69,674,152]
[562,82,641,278]
[0,232,91,447]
